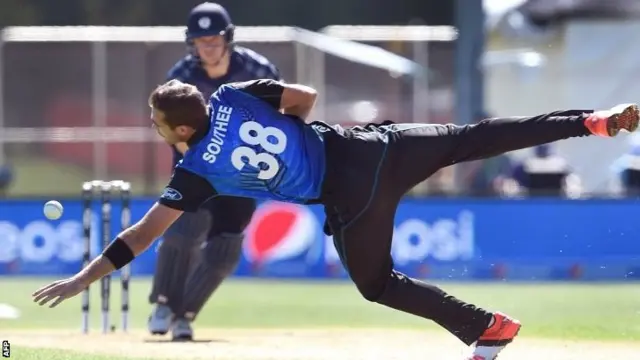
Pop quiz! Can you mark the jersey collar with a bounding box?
[192,48,241,84]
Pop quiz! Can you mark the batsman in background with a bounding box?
[147,2,282,340]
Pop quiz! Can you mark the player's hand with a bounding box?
[32,275,88,308]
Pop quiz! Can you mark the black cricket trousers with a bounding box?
[316,110,593,345]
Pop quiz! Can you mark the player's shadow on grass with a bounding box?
[143,338,227,344]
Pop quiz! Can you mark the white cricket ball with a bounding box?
[43,200,64,220]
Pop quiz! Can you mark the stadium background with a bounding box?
[1,1,640,359]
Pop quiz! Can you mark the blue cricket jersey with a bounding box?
[175,81,327,204]
[166,47,282,168]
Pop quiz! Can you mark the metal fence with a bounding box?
[0,25,457,197]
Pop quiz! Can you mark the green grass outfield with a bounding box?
[2,278,640,359]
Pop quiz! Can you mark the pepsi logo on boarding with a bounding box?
[244,202,318,266]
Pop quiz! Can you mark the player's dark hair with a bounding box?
[149,80,208,129]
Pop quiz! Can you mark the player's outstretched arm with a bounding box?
[33,167,214,308]
[85,202,183,274]
[32,203,183,308]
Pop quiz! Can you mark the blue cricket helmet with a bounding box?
[186,2,235,43]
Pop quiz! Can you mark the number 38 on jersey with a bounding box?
[231,121,288,180]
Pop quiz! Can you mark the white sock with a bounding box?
[473,344,506,359]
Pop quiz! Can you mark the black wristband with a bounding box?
[103,237,135,270]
